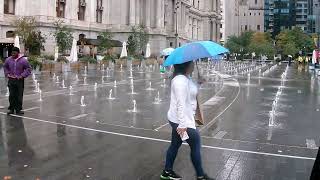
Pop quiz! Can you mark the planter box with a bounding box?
[116,59,127,67]
[146,58,157,65]
[41,62,63,73]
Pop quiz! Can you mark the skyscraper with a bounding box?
[264,0,296,37]
[308,0,320,34]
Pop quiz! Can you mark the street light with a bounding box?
[174,0,180,48]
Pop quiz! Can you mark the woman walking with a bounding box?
[160,61,214,180]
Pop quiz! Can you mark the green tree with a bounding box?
[276,27,314,56]
[225,31,253,60]
[127,34,137,56]
[248,32,275,59]
[25,31,46,55]
[97,31,113,54]
[12,16,46,55]
[53,20,73,54]
[128,25,149,58]
[283,42,298,56]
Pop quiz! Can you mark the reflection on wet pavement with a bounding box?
[0,62,318,179]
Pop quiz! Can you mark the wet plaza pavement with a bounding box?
[0,62,319,179]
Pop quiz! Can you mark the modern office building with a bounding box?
[307,0,320,34]
[264,0,296,37]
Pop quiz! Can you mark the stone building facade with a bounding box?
[0,0,221,57]
[221,0,264,42]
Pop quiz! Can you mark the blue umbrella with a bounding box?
[163,41,229,66]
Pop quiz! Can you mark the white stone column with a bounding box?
[145,0,151,27]
[0,0,3,13]
[89,0,96,23]
[135,0,140,25]
[156,0,164,28]
[129,0,136,25]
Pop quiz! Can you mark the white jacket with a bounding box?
[167,75,198,129]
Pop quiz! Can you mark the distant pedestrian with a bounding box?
[160,61,214,180]
[3,47,31,115]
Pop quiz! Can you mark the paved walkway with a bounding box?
[0,63,319,179]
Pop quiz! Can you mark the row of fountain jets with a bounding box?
[47,64,166,112]
[269,65,289,126]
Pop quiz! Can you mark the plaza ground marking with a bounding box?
[22,107,40,112]
[199,79,241,132]
[70,114,88,120]
[0,112,315,161]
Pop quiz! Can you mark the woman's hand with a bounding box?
[176,127,187,137]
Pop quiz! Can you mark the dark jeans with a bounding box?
[310,147,320,179]
[165,121,204,176]
[8,79,24,112]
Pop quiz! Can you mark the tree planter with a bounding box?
[146,58,157,65]
[116,59,127,67]
[70,62,81,72]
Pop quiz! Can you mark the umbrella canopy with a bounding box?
[120,41,128,58]
[54,46,59,62]
[145,43,151,58]
[67,38,78,63]
[161,48,175,56]
[14,35,20,49]
[312,50,318,64]
[163,41,229,66]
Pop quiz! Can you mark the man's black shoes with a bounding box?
[7,110,14,115]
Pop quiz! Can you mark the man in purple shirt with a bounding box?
[3,47,31,115]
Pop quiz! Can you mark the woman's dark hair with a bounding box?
[12,47,20,53]
[172,61,193,79]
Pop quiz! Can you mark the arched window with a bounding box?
[78,0,86,21]
[4,0,15,14]
[6,31,15,38]
[96,0,103,23]
[56,0,66,18]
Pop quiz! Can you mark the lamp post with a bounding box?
[174,0,180,48]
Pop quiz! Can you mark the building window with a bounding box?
[255,0,257,4]
[250,13,252,16]
[257,25,261,31]
[220,24,222,28]
[216,0,219,11]
[96,0,103,23]
[170,42,173,47]
[78,0,86,21]
[6,31,15,38]
[220,33,223,39]
[244,13,246,16]
[245,25,248,31]
[4,0,15,14]
[56,0,66,18]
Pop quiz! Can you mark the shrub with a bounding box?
[28,55,42,69]
[42,54,55,61]
[57,56,68,63]
[79,56,97,64]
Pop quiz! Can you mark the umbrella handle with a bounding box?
[195,60,201,79]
